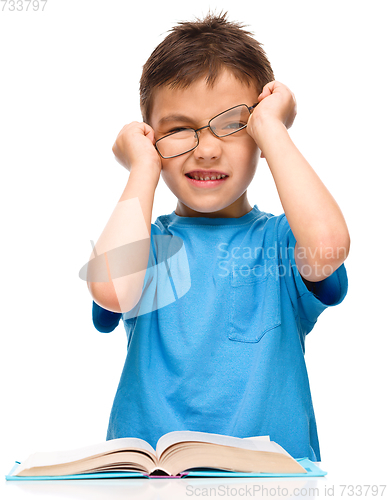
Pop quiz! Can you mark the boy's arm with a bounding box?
[87,122,161,313]
[247,81,350,282]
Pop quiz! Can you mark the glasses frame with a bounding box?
[154,103,259,159]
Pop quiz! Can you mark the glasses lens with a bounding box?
[210,105,250,137]
[156,129,197,158]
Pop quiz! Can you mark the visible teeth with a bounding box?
[189,174,227,180]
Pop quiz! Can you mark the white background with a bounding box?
[1,0,387,498]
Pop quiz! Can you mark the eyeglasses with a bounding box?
[155,103,258,159]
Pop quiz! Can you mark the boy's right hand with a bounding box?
[112,122,162,178]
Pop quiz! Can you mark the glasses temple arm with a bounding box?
[248,102,259,111]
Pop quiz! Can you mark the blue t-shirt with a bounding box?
[92,205,348,461]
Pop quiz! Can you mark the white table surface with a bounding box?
[3,462,387,500]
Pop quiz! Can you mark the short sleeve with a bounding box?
[92,301,122,333]
[277,215,348,334]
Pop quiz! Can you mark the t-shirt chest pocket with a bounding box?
[228,264,281,343]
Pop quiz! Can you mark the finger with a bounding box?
[258,80,276,102]
[143,123,155,144]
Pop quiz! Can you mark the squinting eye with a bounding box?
[168,127,190,134]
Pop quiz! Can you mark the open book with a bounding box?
[11,430,307,478]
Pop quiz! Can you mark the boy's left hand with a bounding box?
[247,81,297,149]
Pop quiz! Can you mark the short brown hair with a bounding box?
[140,11,275,124]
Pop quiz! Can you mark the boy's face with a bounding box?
[149,69,260,218]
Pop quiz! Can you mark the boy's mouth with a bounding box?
[184,171,229,189]
[185,171,228,181]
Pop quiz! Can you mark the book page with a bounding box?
[155,431,287,459]
[14,437,156,475]
[243,436,270,442]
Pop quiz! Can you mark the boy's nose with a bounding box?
[193,128,222,161]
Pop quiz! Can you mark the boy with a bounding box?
[86,13,349,462]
